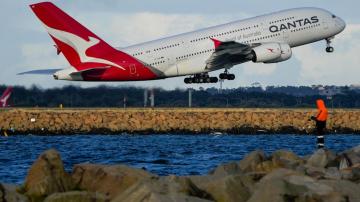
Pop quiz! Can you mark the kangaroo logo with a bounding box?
[43,24,125,70]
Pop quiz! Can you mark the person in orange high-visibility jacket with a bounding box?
[310,99,328,149]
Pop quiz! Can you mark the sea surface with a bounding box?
[0,134,359,184]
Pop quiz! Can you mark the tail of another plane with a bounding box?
[30,2,136,71]
[0,87,13,108]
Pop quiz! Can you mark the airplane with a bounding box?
[0,87,13,108]
[21,2,346,84]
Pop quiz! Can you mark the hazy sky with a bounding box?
[1,0,359,89]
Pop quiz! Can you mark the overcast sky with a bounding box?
[1,0,359,90]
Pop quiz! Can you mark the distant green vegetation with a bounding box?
[1,85,360,108]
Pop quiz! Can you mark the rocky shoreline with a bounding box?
[2,146,360,202]
[0,108,359,135]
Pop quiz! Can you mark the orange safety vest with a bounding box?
[316,99,328,121]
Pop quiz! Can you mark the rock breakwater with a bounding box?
[0,108,359,135]
[3,146,360,202]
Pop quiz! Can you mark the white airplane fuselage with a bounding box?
[122,8,345,78]
[27,3,346,83]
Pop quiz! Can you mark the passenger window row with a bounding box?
[190,25,260,43]
[150,61,165,66]
[176,49,215,60]
[153,43,180,52]
[290,23,320,32]
[243,33,281,43]
[269,16,295,24]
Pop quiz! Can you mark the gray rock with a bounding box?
[189,174,254,202]
[340,145,360,165]
[0,184,28,202]
[112,175,212,202]
[142,193,213,202]
[72,164,155,200]
[305,165,326,179]
[320,180,360,202]
[306,149,337,168]
[44,191,108,202]
[248,169,346,202]
[324,167,341,180]
[271,150,304,170]
[209,162,242,177]
[23,149,75,201]
[238,150,266,172]
[340,166,360,182]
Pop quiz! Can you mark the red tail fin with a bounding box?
[30,2,128,71]
[30,2,158,81]
[0,87,13,108]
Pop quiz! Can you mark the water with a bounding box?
[0,134,359,184]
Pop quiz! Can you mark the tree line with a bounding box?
[1,85,360,108]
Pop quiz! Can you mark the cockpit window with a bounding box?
[332,14,336,18]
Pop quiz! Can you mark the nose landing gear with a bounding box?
[325,38,334,53]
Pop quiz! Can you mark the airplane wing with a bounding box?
[206,39,259,70]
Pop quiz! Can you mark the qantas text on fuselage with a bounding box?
[21,2,346,84]
[269,16,319,33]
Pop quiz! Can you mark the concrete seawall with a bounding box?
[0,108,359,135]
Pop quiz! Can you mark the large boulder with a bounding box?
[238,150,266,172]
[44,191,108,202]
[340,165,360,182]
[341,145,360,165]
[271,150,304,170]
[208,162,242,177]
[304,165,326,179]
[320,180,360,202]
[307,149,337,168]
[190,174,254,202]
[0,184,28,202]
[112,175,212,202]
[247,169,345,202]
[72,164,156,200]
[23,149,75,201]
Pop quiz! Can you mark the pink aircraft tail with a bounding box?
[0,87,13,108]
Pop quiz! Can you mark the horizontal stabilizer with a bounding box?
[69,67,111,77]
[18,69,63,75]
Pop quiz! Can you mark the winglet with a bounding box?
[211,38,223,49]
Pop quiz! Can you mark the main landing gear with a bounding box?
[184,70,236,84]
[219,70,235,80]
[184,73,218,84]
[325,38,334,53]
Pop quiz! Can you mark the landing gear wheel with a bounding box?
[210,77,218,83]
[219,73,228,80]
[326,47,334,53]
[228,74,235,80]
[184,73,220,84]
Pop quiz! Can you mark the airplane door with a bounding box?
[282,30,290,42]
[322,19,329,30]
[129,64,137,75]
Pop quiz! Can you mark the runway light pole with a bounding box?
[150,89,155,108]
[188,88,192,108]
[144,89,148,107]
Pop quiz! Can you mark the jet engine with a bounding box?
[251,43,292,63]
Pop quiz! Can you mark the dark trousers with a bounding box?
[316,121,326,149]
